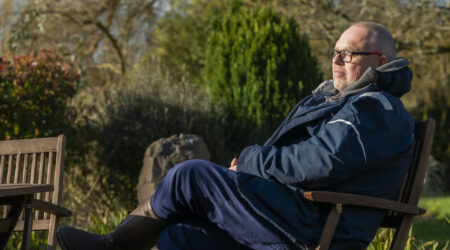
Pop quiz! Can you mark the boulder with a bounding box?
[136,134,210,204]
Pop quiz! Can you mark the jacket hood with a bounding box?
[313,57,413,98]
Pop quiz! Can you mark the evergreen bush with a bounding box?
[204,3,322,145]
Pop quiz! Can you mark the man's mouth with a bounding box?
[333,71,345,77]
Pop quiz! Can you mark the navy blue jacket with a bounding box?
[237,58,415,249]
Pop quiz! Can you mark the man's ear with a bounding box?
[379,55,388,66]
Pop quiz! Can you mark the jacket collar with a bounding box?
[312,57,413,99]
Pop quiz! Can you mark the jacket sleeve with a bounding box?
[237,94,414,188]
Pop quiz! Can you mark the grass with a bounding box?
[5,231,48,250]
[413,196,450,248]
[418,196,450,220]
[367,196,449,250]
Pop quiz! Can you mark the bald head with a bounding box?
[332,22,396,91]
[350,22,396,61]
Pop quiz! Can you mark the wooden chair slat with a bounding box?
[6,155,13,184]
[52,136,65,207]
[30,153,37,184]
[1,206,6,221]
[14,154,21,184]
[44,152,54,219]
[22,154,28,184]
[38,153,45,185]
[19,154,29,221]
[0,156,4,220]
[1,155,8,215]
[35,153,46,220]
[0,135,70,250]
[0,155,5,182]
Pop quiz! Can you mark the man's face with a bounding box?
[332,26,384,92]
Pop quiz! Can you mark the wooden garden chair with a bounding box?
[0,135,72,250]
[304,119,436,250]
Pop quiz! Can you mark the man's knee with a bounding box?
[175,159,208,170]
[168,159,218,180]
[167,159,206,176]
[162,159,236,195]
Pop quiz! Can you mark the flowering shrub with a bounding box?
[0,50,79,139]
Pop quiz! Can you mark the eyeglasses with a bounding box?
[328,49,383,63]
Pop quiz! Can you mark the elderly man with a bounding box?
[57,21,414,249]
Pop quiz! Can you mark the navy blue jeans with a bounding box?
[151,159,296,249]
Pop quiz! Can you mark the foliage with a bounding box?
[368,228,402,250]
[1,0,163,92]
[414,219,450,249]
[90,210,128,234]
[419,196,450,220]
[1,1,448,244]
[414,196,450,246]
[415,105,450,192]
[0,49,79,139]
[368,227,449,250]
[6,231,48,250]
[204,2,322,144]
[83,55,229,207]
[153,0,230,83]
[368,196,450,249]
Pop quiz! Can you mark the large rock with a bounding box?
[136,134,210,204]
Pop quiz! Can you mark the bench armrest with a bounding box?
[26,199,72,217]
[303,191,425,215]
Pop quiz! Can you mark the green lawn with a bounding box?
[369,196,450,250]
[413,196,450,248]
[418,196,450,219]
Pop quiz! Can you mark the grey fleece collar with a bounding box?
[312,57,410,99]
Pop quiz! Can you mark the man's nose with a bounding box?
[332,53,344,65]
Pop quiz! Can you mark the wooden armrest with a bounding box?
[26,199,72,217]
[303,191,425,215]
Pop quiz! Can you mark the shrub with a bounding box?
[203,2,322,145]
[85,55,229,207]
[0,50,79,139]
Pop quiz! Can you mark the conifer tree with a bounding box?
[204,2,322,142]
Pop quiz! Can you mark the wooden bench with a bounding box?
[0,135,72,250]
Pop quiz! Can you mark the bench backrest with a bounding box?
[0,135,66,248]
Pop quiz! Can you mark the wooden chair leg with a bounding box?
[0,196,26,250]
[316,204,343,250]
[21,206,34,250]
[390,215,413,250]
[46,215,58,250]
